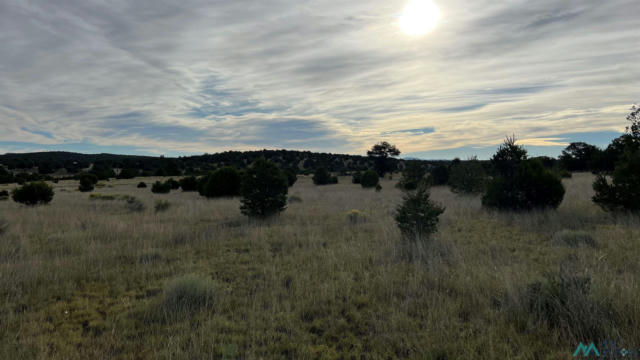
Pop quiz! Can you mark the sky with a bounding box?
[0,0,638,159]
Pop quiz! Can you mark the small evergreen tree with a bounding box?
[179,176,198,192]
[199,167,242,198]
[448,159,486,194]
[240,158,288,218]
[397,161,426,190]
[12,181,54,206]
[430,164,449,185]
[352,171,362,184]
[482,137,565,210]
[166,178,180,190]
[151,181,171,194]
[593,148,640,212]
[360,170,379,188]
[312,168,332,185]
[283,168,298,187]
[395,186,444,240]
[78,175,95,192]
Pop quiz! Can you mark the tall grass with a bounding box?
[0,173,639,359]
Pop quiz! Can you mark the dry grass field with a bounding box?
[1,173,639,359]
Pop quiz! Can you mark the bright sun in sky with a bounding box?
[399,0,441,36]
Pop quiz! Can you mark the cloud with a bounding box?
[0,0,638,158]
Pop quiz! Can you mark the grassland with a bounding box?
[1,173,639,359]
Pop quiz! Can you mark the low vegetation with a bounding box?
[448,158,486,194]
[240,158,289,218]
[151,180,172,194]
[11,181,54,205]
[198,166,242,198]
[1,172,640,359]
[360,169,379,188]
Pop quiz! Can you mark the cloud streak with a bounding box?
[0,0,638,157]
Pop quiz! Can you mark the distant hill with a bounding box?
[0,149,448,184]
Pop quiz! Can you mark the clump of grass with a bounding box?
[288,195,303,204]
[346,209,366,224]
[138,251,162,265]
[551,230,597,248]
[154,199,171,213]
[162,275,218,316]
[121,195,145,212]
[89,193,117,200]
[505,263,618,342]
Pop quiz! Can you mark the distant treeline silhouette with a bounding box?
[0,149,447,184]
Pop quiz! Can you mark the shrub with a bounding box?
[12,181,54,206]
[121,195,145,212]
[162,274,218,316]
[155,199,171,213]
[482,137,564,211]
[360,170,379,188]
[78,175,95,192]
[506,265,616,342]
[482,159,565,210]
[179,176,198,192]
[137,182,147,188]
[448,160,486,194]
[166,178,180,190]
[240,158,288,218]
[551,230,597,248]
[430,164,449,185]
[592,149,640,212]
[352,171,362,184]
[199,167,242,198]
[397,161,426,190]
[78,173,99,185]
[312,168,333,185]
[284,168,298,187]
[395,187,445,240]
[0,190,8,200]
[375,184,382,192]
[151,181,171,194]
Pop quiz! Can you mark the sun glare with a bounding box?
[399,0,441,36]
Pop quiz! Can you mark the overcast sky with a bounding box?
[1,0,638,158]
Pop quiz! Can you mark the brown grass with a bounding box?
[0,173,639,359]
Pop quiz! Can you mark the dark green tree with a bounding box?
[199,167,242,198]
[560,142,601,172]
[430,164,449,185]
[395,186,444,240]
[448,159,486,194]
[397,161,426,190]
[367,142,401,176]
[360,169,379,188]
[151,181,171,194]
[179,176,198,192]
[12,181,54,206]
[240,158,288,218]
[312,168,333,185]
[78,175,95,192]
[482,138,565,210]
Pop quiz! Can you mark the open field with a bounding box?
[1,173,640,359]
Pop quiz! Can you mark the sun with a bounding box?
[399,0,441,36]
